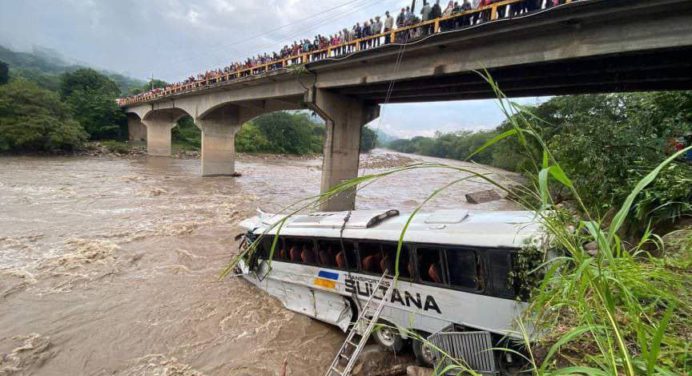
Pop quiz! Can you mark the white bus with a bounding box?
[236,209,544,372]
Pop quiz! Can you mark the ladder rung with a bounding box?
[326,272,397,376]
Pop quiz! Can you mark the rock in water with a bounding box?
[465,189,502,204]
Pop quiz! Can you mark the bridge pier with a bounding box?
[127,115,147,142]
[197,113,241,177]
[142,120,175,157]
[307,88,380,212]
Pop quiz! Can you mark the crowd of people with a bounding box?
[120,0,577,105]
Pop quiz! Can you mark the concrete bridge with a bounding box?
[122,0,692,211]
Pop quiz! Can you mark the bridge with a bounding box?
[121,0,692,211]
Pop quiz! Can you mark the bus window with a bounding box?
[416,247,445,285]
[488,251,517,299]
[381,243,412,280]
[284,238,317,265]
[258,236,288,261]
[358,242,383,274]
[446,249,480,290]
[316,240,356,270]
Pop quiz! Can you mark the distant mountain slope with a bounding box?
[0,45,145,94]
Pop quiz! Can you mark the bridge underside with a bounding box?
[336,47,692,103]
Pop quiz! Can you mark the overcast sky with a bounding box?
[0,0,545,138]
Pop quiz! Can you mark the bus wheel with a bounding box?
[412,332,436,367]
[373,322,404,353]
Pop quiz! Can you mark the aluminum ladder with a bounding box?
[325,272,396,376]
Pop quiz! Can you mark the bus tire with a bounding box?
[412,332,436,367]
[373,322,405,353]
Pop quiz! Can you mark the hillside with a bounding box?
[0,45,145,94]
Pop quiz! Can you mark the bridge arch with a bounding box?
[195,99,304,176]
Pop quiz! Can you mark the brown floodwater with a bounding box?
[0,150,520,376]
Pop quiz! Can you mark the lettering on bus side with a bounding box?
[344,276,441,314]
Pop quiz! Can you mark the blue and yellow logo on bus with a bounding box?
[314,270,339,289]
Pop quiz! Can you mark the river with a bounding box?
[0,150,520,376]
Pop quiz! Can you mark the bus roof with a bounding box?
[239,209,544,249]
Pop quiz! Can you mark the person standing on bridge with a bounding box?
[373,16,383,46]
[421,1,433,35]
[396,8,406,28]
[431,0,443,23]
[384,11,394,44]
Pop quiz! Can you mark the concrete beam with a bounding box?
[306,88,380,212]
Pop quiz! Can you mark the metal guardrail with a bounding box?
[120,0,575,106]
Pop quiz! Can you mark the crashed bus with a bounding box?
[236,209,545,373]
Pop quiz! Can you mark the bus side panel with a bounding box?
[313,289,353,332]
[266,276,317,318]
[379,305,451,339]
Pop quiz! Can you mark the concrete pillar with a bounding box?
[197,121,241,177]
[142,120,175,157]
[196,106,246,177]
[306,88,380,212]
[127,115,147,142]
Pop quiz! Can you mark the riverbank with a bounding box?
[0,150,520,375]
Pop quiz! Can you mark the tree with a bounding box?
[0,80,87,152]
[253,112,323,154]
[129,79,168,95]
[60,69,126,140]
[0,61,8,85]
[235,123,271,153]
[360,126,378,153]
[172,116,201,149]
[60,68,120,99]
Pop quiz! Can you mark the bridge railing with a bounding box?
[119,0,575,106]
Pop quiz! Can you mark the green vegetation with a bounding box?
[0,45,144,93]
[60,68,126,140]
[388,92,692,229]
[0,60,8,85]
[101,140,131,154]
[0,80,87,152]
[360,125,378,153]
[129,79,168,95]
[172,116,201,150]
[0,46,141,153]
[171,111,379,155]
[242,112,324,155]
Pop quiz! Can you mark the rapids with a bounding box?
[0,150,520,375]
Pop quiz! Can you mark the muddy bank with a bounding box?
[0,150,520,375]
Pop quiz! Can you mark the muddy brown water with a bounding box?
[0,150,520,375]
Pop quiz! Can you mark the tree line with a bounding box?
[0,60,378,155]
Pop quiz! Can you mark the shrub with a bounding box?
[60,68,126,140]
[0,80,87,152]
